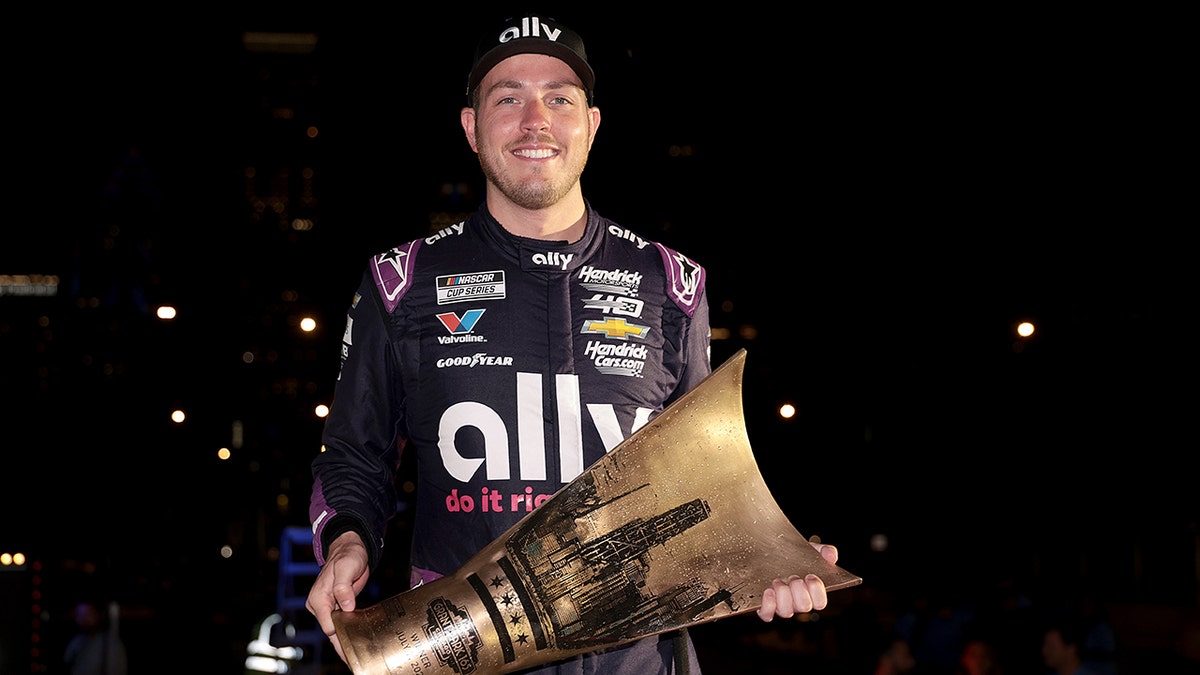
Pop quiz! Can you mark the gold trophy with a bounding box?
[333,348,862,674]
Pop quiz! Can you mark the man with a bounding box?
[306,13,841,673]
[1041,620,1099,675]
[62,599,128,675]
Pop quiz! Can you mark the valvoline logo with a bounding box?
[437,309,485,334]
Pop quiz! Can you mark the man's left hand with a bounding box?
[756,541,837,621]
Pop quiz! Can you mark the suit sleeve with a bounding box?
[309,266,406,569]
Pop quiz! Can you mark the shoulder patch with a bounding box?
[371,239,423,313]
[653,242,705,318]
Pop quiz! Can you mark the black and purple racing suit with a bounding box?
[310,201,711,673]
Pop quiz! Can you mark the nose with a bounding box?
[521,99,551,133]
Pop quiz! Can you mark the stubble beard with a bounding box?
[478,140,586,211]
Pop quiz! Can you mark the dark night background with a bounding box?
[1,5,1194,674]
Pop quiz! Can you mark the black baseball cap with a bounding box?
[466,15,595,105]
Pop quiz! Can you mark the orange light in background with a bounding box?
[300,317,317,332]
[778,403,796,419]
[1017,321,1035,337]
[217,447,232,460]
[156,305,177,320]
[315,404,330,418]
[171,410,186,424]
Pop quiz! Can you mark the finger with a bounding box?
[774,576,800,617]
[305,593,337,636]
[330,632,347,664]
[802,574,828,611]
[332,580,358,613]
[786,575,814,614]
[757,586,778,622]
[819,544,838,565]
[809,539,838,565]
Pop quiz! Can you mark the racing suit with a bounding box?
[310,201,711,673]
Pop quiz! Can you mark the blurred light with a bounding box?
[276,493,289,509]
[778,403,796,419]
[221,545,234,559]
[315,404,329,418]
[242,31,318,55]
[711,327,730,340]
[1017,321,1035,337]
[171,410,186,424]
[246,613,305,673]
[0,274,58,296]
[242,351,256,364]
[871,533,889,552]
[300,317,316,332]
[306,126,318,139]
[245,655,290,673]
[156,305,177,320]
[217,447,232,460]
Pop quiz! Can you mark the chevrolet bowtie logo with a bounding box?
[580,318,650,340]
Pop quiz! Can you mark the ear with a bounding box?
[461,107,479,152]
[586,106,601,150]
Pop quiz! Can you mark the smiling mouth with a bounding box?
[513,148,557,159]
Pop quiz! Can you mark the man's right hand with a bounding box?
[305,530,371,663]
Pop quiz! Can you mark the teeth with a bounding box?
[514,148,555,159]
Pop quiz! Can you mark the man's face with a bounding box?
[75,603,100,630]
[462,53,599,211]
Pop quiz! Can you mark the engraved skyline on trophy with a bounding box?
[334,349,863,675]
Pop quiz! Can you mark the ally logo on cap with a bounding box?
[467,14,595,104]
[497,16,565,44]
